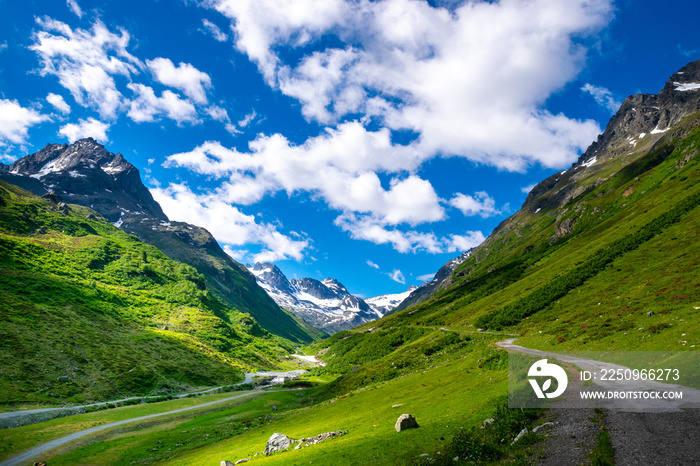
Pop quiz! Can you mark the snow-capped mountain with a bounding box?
[0,139,316,343]
[365,286,418,315]
[250,263,403,334]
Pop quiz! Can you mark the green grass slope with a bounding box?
[0,182,296,408]
[122,218,322,344]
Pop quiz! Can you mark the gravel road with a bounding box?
[497,339,700,465]
[0,370,305,466]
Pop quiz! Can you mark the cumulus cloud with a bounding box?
[581,83,622,113]
[150,184,309,262]
[46,93,71,114]
[163,125,442,225]
[416,273,435,282]
[446,231,486,253]
[158,0,613,256]
[30,17,141,119]
[127,84,198,124]
[59,117,110,143]
[0,99,47,146]
[208,0,609,170]
[449,192,501,218]
[147,58,212,105]
[201,19,228,42]
[387,269,406,284]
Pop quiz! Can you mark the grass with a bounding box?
[5,338,511,465]
[0,182,298,407]
[589,408,615,466]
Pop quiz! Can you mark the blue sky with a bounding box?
[0,0,698,298]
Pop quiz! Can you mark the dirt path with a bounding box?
[0,390,269,466]
[0,370,306,430]
[497,339,700,465]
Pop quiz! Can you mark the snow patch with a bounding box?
[651,126,669,134]
[69,170,86,178]
[582,156,597,168]
[535,208,541,214]
[673,82,700,92]
[101,163,125,175]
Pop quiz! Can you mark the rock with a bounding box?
[647,311,655,317]
[220,462,234,466]
[533,422,554,433]
[294,440,302,450]
[42,192,62,204]
[395,414,419,432]
[57,376,70,382]
[512,427,528,445]
[481,418,494,429]
[234,459,250,465]
[264,433,292,455]
[272,405,277,411]
[391,404,403,408]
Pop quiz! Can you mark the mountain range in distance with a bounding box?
[249,262,416,334]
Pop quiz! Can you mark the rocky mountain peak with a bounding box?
[250,262,293,294]
[0,138,166,223]
[522,59,700,213]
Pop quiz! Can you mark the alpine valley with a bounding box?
[1,60,700,466]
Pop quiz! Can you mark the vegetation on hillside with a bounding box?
[0,181,295,407]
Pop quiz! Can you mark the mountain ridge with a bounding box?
[0,140,317,343]
[249,262,410,334]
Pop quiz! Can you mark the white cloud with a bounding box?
[0,99,47,146]
[238,110,257,127]
[147,58,212,105]
[581,83,621,113]
[209,0,610,170]
[30,17,141,119]
[416,273,435,282]
[201,19,228,42]
[59,117,110,143]
[127,84,198,124]
[449,192,501,218]
[446,231,486,253]
[46,93,71,114]
[66,0,84,18]
[163,124,442,226]
[521,183,537,194]
[366,260,379,269]
[387,269,406,284]
[150,183,309,262]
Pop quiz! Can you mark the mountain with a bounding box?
[249,262,386,334]
[389,249,474,314]
[364,286,418,315]
[0,181,296,406]
[0,139,317,344]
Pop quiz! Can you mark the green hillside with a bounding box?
[0,182,295,408]
[3,71,700,465]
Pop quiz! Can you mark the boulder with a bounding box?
[395,414,419,432]
[234,459,250,465]
[264,433,292,455]
[220,462,234,466]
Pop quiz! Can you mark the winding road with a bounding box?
[0,370,306,466]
